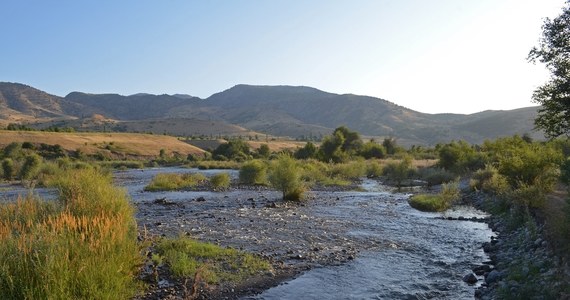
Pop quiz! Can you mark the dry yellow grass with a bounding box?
[0,130,204,158]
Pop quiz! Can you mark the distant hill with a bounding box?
[0,82,544,146]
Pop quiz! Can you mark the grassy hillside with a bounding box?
[0,130,204,158]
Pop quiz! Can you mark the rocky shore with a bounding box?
[465,191,569,299]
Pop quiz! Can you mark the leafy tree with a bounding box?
[382,138,398,155]
[212,140,251,161]
[256,144,271,159]
[359,141,386,159]
[529,3,570,137]
[333,126,363,153]
[318,131,346,163]
[294,142,318,159]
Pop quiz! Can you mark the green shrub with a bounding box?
[145,173,207,191]
[382,155,416,187]
[210,172,231,190]
[1,158,15,180]
[239,160,268,185]
[418,167,455,187]
[0,169,142,299]
[359,141,386,159]
[269,155,305,201]
[19,154,42,180]
[329,160,367,180]
[366,160,383,178]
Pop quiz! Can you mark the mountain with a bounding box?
[0,82,544,145]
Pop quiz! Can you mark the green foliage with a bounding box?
[408,180,460,212]
[212,140,251,161]
[239,160,268,185]
[2,142,23,160]
[19,154,42,180]
[329,160,367,180]
[255,144,271,159]
[318,130,346,163]
[484,136,562,191]
[408,194,448,212]
[437,140,485,173]
[528,3,570,138]
[317,126,363,162]
[210,172,231,190]
[382,137,399,155]
[382,155,416,188]
[366,160,383,178]
[1,158,15,180]
[145,173,207,191]
[418,167,455,187]
[359,141,386,159]
[155,236,271,283]
[269,155,305,200]
[294,141,318,160]
[0,169,142,299]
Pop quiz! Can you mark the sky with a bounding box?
[0,0,566,114]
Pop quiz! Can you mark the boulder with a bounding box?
[463,273,478,284]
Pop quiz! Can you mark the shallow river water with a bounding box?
[112,167,493,300]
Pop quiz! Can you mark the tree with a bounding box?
[529,2,570,138]
[294,142,318,159]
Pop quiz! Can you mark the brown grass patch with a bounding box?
[0,130,204,158]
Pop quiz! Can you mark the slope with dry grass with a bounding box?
[0,130,204,158]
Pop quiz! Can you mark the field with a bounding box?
[0,130,204,158]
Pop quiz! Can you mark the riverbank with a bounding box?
[466,190,570,299]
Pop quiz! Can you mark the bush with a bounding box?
[0,169,142,299]
[269,155,305,200]
[210,172,231,190]
[19,154,42,180]
[1,158,15,180]
[382,155,416,187]
[366,160,383,178]
[329,160,367,180]
[359,141,386,159]
[239,160,268,185]
[418,167,455,187]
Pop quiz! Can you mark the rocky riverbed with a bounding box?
[114,167,495,299]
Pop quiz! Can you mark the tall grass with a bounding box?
[0,168,142,299]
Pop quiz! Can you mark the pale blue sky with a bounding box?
[0,0,565,114]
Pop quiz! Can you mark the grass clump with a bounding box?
[409,180,460,212]
[155,236,272,283]
[210,172,231,190]
[0,168,142,299]
[145,173,207,191]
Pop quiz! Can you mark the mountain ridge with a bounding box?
[0,82,543,145]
